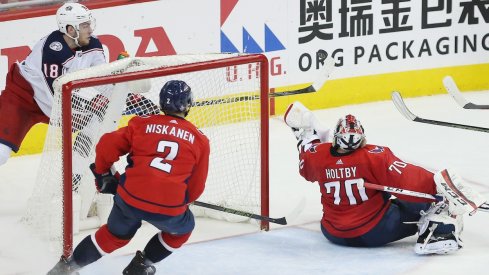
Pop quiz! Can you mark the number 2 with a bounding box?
[150,140,179,173]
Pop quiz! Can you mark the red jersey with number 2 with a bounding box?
[94,114,210,216]
[299,143,436,238]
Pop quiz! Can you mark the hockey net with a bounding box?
[22,53,270,256]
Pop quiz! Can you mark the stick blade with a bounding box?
[443,76,489,109]
[443,76,469,108]
[273,217,287,225]
[391,91,417,121]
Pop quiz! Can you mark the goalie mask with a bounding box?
[159,80,194,117]
[56,3,95,46]
[333,114,366,151]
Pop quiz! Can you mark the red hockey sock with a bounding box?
[94,224,131,254]
[161,231,191,249]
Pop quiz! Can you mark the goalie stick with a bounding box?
[362,181,489,214]
[391,91,489,133]
[443,76,489,109]
[194,58,335,106]
[193,201,287,225]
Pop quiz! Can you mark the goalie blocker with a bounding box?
[434,169,486,215]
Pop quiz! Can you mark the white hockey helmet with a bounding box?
[56,3,95,35]
[333,114,365,151]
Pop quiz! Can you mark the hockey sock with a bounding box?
[73,225,132,268]
[143,232,191,263]
[73,235,102,267]
[94,224,131,253]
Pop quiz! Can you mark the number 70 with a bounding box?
[324,178,368,205]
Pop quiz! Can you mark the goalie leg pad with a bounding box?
[415,202,463,255]
[434,169,486,215]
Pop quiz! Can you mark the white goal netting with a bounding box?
[22,53,269,255]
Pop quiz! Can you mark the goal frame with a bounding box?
[60,54,270,257]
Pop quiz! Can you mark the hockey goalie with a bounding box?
[284,101,487,255]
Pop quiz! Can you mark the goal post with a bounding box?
[24,53,270,257]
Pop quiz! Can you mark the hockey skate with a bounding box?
[123,250,156,275]
[415,201,463,255]
[46,255,80,275]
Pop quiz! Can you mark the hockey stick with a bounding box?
[362,182,489,213]
[391,91,489,133]
[443,76,489,109]
[193,201,287,225]
[193,58,335,106]
[363,182,442,201]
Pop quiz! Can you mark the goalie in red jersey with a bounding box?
[48,80,210,275]
[284,101,486,255]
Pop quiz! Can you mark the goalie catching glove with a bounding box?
[284,101,331,150]
[89,163,120,195]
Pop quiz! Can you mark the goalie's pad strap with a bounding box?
[440,170,479,211]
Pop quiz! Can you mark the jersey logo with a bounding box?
[49,41,63,51]
[336,159,344,165]
[307,144,318,153]
[368,146,384,154]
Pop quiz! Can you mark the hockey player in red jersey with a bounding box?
[284,101,486,255]
[0,2,104,166]
[47,80,210,275]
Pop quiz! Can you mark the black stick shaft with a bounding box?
[193,201,287,225]
[413,117,489,133]
[193,84,317,107]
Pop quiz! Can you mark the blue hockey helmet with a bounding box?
[159,80,193,116]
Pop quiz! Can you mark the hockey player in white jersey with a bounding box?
[0,2,105,165]
[0,3,117,231]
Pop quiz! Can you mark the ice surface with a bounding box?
[1,91,488,274]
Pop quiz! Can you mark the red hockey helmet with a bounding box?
[333,114,365,151]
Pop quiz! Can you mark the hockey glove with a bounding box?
[90,163,119,195]
[434,169,486,215]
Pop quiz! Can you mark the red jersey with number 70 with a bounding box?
[94,114,210,216]
[299,143,436,238]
